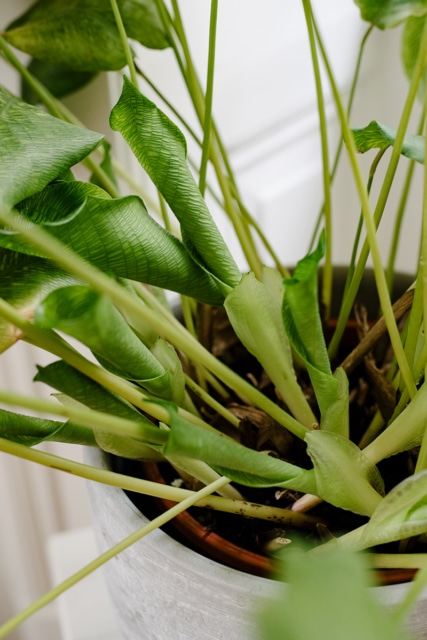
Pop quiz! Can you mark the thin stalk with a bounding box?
[109,0,138,86]
[199,0,218,196]
[302,0,333,316]
[386,111,425,291]
[0,475,231,638]
[329,17,427,358]
[184,374,240,429]
[391,561,427,625]
[0,438,320,528]
[0,207,308,439]
[312,23,417,399]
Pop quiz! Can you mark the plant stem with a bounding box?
[109,0,138,86]
[302,0,333,317]
[199,0,218,196]
[0,474,231,638]
[391,560,427,625]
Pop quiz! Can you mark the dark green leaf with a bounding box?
[21,58,96,104]
[110,77,241,291]
[0,87,103,207]
[352,121,424,162]
[354,0,427,28]
[4,0,169,73]
[0,407,96,446]
[0,181,224,305]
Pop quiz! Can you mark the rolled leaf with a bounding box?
[4,0,169,72]
[225,272,316,429]
[110,77,241,291]
[0,86,103,207]
[0,407,96,446]
[352,120,424,163]
[354,0,427,29]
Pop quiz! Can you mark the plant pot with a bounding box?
[86,448,427,640]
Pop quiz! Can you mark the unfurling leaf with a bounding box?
[354,0,427,29]
[352,121,424,163]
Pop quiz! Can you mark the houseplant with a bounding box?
[2,0,427,636]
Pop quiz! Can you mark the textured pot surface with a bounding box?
[85,448,427,640]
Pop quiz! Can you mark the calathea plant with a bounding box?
[1,0,427,634]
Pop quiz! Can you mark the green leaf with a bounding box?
[305,430,384,516]
[35,285,185,402]
[110,77,241,291]
[4,0,169,72]
[282,233,348,432]
[357,469,427,550]
[0,180,224,305]
[224,272,316,429]
[259,549,408,640]
[0,407,96,446]
[161,403,316,492]
[0,87,103,207]
[402,15,427,97]
[354,0,427,28]
[35,360,160,459]
[21,58,96,103]
[352,121,424,163]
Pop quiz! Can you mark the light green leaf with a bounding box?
[225,272,316,429]
[259,549,408,640]
[0,180,224,305]
[305,430,384,516]
[0,86,103,207]
[402,15,427,97]
[352,121,424,162]
[161,403,316,492]
[354,0,427,28]
[358,470,427,549]
[0,407,96,446]
[4,0,169,72]
[110,77,241,291]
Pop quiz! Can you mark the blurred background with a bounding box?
[0,1,422,638]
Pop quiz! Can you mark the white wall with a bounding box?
[0,1,419,638]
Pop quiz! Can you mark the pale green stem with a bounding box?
[302,0,333,317]
[199,0,218,196]
[0,207,308,439]
[0,475,231,638]
[0,389,167,445]
[392,561,427,626]
[109,0,138,86]
[184,374,240,428]
[329,17,427,357]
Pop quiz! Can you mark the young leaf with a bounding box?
[356,469,427,550]
[110,77,241,291]
[4,0,169,72]
[305,430,384,516]
[0,87,103,207]
[225,272,316,429]
[0,181,224,305]
[0,407,96,446]
[259,549,408,640]
[161,402,316,492]
[354,0,427,29]
[282,233,348,434]
[352,121,424,162]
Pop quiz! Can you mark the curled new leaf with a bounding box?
[0,407,96,446]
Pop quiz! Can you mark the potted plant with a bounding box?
[1,0,427,637]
